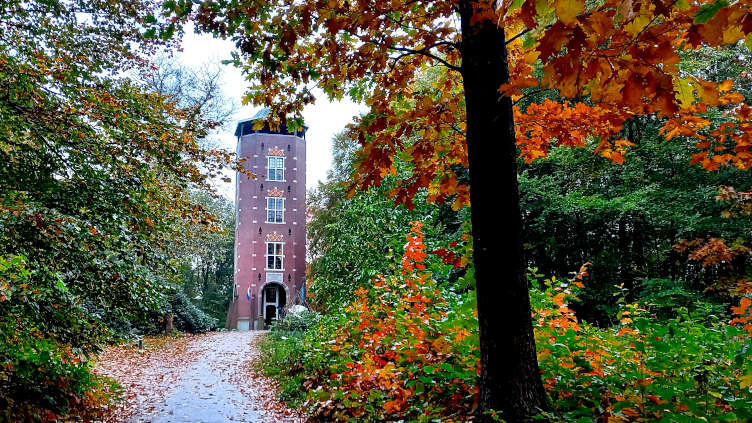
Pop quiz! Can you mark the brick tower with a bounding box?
[226,109,307,330]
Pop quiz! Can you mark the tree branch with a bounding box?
[505,28,532,45]
[388,44,461,72]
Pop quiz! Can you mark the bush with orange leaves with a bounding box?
[299,222,480,422]
[262,223,752,422]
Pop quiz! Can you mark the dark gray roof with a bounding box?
[251,108,270,121]
[234,108,307,137]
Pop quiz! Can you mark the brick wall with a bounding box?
[227,128,306,329]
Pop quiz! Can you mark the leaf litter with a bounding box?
[94,331,305,422]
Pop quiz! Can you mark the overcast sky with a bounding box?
[176,25,365,198]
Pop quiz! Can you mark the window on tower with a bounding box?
[266,197,284,223]
[267,156,284,181]
[266,242,284,270]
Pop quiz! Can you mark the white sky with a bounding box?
[176,25,365,198]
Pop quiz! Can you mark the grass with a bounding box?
[256,330,308,408]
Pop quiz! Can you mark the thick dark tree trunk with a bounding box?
[458,2,548,421]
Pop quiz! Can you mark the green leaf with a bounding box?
[413,381,424,395]
[161,24,175,41]
[55,278,69,294]
[694,0,728,24]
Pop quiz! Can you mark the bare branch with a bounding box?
[388,44,461,72]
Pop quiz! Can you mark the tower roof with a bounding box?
[234,108,307,137]
[251,108,270,121]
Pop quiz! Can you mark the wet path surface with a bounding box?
[96,331,304,423]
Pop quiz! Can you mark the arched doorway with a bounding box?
[261,283,286,327]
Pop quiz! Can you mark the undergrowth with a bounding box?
[258,224,752,422]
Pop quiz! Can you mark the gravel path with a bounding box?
[95,331,304,423]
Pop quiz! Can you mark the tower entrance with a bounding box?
[261,283,286,327]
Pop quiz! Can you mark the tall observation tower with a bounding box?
[226,109,307,330]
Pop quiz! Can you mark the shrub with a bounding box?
[530,266,752,422]
[731,295,752,393]
[0,255,116,421]
[259,225,752,422]
[636,277,727,319]
[257,331,308,407]
[298,222,479,422]
[0,335,109,421]
[272,308,321,333]
[171,291,216,333]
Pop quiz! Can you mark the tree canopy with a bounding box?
[170,0,752,200]
[0,0,237,418]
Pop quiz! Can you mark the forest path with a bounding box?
[95,331,304,423]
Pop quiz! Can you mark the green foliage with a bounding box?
[257,331,308,408]
[307,133,469,311]
[0,256,115,420]
[307,180,426,309]
[173,192,235,326]
[272,309,321,333]
[0,0,235,418]
[530,268,752,421]
[694,1,730,24]
[171,291,216,333]
[258,310,323,407]
[636,277,727,319]
[1,336,93,419]
[519,115,748,323]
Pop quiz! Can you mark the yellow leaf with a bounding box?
[554,0,584,25]
[746,33,752,51]
[623,14,651,37]
[722,24,744,44]
[523,49,541,64]
[536,0,553,17]
[674,0,690,10]
[741,373,752,389]
[674,77,695,108]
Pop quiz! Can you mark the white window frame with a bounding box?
[266,197,285,223]
[267,156,285,181]
[265,241,284,270]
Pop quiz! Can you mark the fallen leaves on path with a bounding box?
[229,333,306,423]
[93,331,304,423]
[94,333,207,422]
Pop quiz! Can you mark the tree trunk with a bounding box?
[618,217,633,296]
[632,214,647,279]
[458,2,548,421]
[164,313,176,334]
